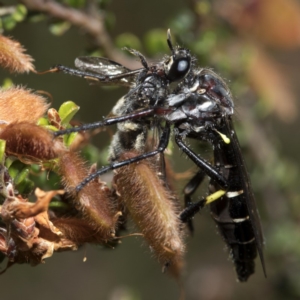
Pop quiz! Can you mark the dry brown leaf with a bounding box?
[0,35,35,73]
[0,87,49,123]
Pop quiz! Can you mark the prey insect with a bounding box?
[165,68,266,281]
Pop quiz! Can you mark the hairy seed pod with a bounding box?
[0,87,48,123]
[59,151,121,242]
[0,122,64,162]
[113,151,185,278]
[0,35,35,73]
[51,217,115,244]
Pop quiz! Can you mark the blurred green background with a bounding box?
[1,0,300,299]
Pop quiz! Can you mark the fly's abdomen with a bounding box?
[210,190,257,281]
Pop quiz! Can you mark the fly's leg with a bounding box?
[75,126,171,191]
[181,170,206,233]
[53,108,155,137]
[174,129,228,188]
[180,190,226,224]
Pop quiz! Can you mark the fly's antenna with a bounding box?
[167,29,175,55]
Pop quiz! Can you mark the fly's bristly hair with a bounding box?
[58,151,121,242]
[113,151,185,278]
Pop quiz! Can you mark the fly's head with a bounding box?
[163,29,192,82]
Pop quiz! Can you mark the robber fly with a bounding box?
[165,68,266,281]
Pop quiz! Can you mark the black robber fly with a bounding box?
[49,31,265,281]
[165,68,266,281]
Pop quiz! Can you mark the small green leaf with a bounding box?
[14,167,30,185]
[58,101,80,126]
[42,125,60,132]
[0,139,6,164]
[2,78,14,89]
[49,21,71,36]
[37,117,50,126]
[11,4,27,22]
[8,160,27,179]
[2,16,16,31]
[65,131,78,147]
[4,157,14,169]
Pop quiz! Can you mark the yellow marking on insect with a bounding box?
[205,190,226,204]
[214,129,230,144]
[233,216,249,223]
[226,190,244,198]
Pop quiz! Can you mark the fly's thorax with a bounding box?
[137,74,169,106]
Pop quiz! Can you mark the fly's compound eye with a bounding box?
[165,50,191,82]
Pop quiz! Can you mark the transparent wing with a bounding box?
[75,57,131,75]
[75,57,143,86]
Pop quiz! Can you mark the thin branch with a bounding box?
[20,0,141,68]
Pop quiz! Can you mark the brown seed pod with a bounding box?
[0,35,35,73]
[0,87,49,123]
[59,151,121,242]
[51,217,115,245]
[0,122,65,162]
[113,151,185,278]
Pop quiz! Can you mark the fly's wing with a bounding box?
[75,57,130,75]
[224,116,266,277]
[75,57,142,86]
